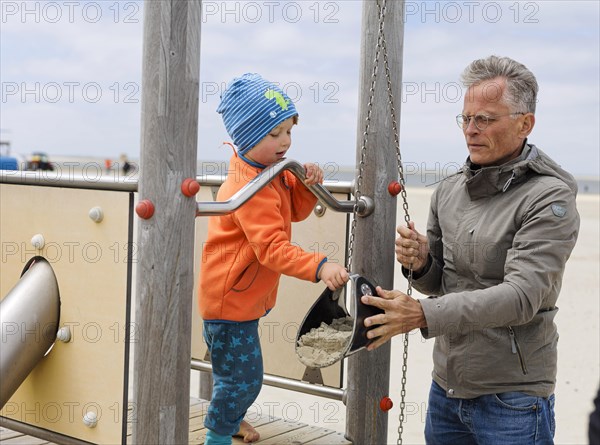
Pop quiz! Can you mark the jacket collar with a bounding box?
[462,141,534,200]
[238,152,267,169]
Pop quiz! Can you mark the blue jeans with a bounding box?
[203,320,263,437]
[425,380,555,445]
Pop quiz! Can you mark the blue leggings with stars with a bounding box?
[203,320,263,437]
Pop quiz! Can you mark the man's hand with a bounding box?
[361,286,427,350]
[396,221,429,273]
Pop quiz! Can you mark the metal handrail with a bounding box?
[0,169,138,192]
[191,359,345,402]
[196,158,374,217]
[0,162,357,197]
[1,160,371,216]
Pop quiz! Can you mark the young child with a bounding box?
[199,73,349,445]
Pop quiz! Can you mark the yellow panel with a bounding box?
[191,187,348,387]
[0,184,131,444]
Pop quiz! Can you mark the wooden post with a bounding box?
[346,1,404,444]
[132,1,201,444]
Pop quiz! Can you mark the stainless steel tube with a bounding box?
[196,158,372,217]
[0,165,355,196]
[2,160,365,226]
[0,417,95,445]
[0,170,138,192]
[0,257,60,409]
[190,359,345,402]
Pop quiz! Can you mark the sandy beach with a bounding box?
[249,187,599,445]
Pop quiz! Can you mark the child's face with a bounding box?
[245,117,295,166]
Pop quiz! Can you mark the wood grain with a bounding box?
[132,1,201,443]
[346,1,405,444]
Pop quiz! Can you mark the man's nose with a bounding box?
[464,118,479,134]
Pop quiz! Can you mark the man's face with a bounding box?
[462,77,533,166]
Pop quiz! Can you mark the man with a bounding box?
[361,56,580,444]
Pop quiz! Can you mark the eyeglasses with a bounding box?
[456,112,525,131]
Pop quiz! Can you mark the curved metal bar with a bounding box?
[1,161,367,216]
[196,158,373,217]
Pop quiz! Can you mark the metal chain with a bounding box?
[348,3,412,443]
[346,0,386,272]
[376,1,413,443]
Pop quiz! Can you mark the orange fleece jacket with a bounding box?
[199,154,327,321]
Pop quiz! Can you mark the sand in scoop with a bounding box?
[296,316,354,368]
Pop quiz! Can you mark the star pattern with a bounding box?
[230,336,242,348]
[204,321,264,435]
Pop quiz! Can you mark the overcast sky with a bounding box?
[1,1,598,177]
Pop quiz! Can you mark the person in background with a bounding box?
[361,55,580,444]
[199,73,348,445]
[120,154,132,175]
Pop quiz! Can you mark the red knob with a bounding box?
[136,199,155,219]
[379,396,393,412]
[388,181,402,196]
[181,178,200,197]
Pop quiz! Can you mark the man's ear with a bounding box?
[519,113,535,138]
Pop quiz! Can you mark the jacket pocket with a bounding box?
[508,326,528,375]
[231,262,259,292]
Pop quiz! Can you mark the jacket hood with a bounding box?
[461,143,578,200]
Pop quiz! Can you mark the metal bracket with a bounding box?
[356,196,374,217]
[301,366,324,385]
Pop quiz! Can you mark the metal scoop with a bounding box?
[295,274,383,368]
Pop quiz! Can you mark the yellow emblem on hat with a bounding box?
[264,89,290,111]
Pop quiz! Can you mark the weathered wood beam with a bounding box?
[132,1,201,443]
[346,1,405,444]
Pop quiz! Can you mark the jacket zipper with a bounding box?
[468,228,475,263]
[508,326,528,375]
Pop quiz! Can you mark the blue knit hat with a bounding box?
[217,73,298,155]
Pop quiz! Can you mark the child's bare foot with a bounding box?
[235,420,260,443]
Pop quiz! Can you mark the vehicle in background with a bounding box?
[0,141,19,171]
[26,152,54,171]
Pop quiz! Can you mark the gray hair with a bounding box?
[461,55,538,114]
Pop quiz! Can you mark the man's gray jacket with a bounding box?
[411,144,580,399]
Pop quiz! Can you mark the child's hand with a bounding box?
[304,163,324,186]
[318,262,349,290]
